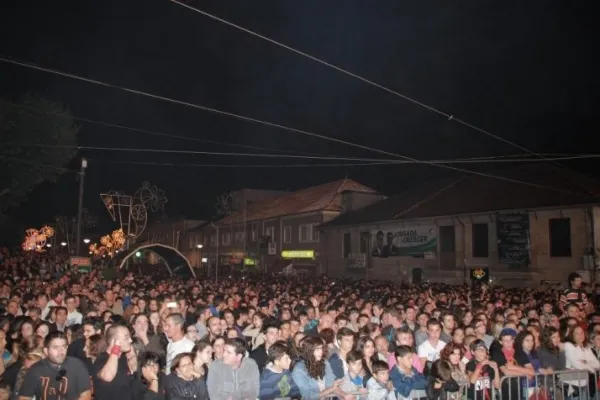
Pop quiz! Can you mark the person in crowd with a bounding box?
[366,360,396,400]
[390,345,428,399]
[466,339,500,400]
[340,350,369,396]
[426,360,460,400]
[291,336,342,399]
[207,338,260,400]
[250,322,280,373]
[329,327,355,379]
[473,318,494,349]
[388,326,423,373]
[164,313,195,374]
[418,318,446,371]
[258,341,301,400]
[93,324,136,400]
[192,341,213,380]
[439,342,469,393]
[18,332,92,399]
[165,352,207,399]
[65,295,83,326]
[134,351,166,400]
[11,349,44,398]
[243,312,266,350]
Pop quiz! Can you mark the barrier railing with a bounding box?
[499,369,592,400]
[388,369,599,400]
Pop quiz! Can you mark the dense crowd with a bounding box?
[2,246,600,400]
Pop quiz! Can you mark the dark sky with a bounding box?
[1,0,598,233]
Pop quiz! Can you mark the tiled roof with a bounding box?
[320,164,600,228]
[216,179,375,224]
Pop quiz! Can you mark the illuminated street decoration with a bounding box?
[89,228,126,257]
[22,225,55,252]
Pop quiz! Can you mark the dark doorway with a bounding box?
[412,268,423,284]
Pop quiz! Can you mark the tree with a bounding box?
[0,93,79,217]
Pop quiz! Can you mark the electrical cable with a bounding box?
[3,143,600,164]
[3,98,591,163]
[0,56,579,194]
[167,0,569,168]
[0,99,327,157]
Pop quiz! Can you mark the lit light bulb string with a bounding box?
[0,56,587,194]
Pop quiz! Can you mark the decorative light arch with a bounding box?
[118,243,195,278]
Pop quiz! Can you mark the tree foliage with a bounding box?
[0,93,79,216]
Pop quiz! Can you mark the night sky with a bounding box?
[1,0,598,236]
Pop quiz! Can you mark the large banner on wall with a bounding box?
[371,226,437,258]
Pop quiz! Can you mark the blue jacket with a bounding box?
[389,365,427,398]
[259,367,300,399]
[329,352,345,379]
[291,360,336,400]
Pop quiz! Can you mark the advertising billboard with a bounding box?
[371,226,437,258]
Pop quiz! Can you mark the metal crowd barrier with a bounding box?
[387,369,598,400]
[499,369,593,400]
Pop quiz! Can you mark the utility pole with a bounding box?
[75,158,87,256]
[212,222,220,282]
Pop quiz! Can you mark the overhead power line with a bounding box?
[4,143,600,164]
[168,0,572,168]
[0,99,325,157]
[0,56,576,193]
[3,99,591,164]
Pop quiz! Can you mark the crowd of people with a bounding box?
[2,246,600,400]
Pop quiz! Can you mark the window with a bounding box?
[221,232,231,246]
[472,223,489,258]
[234,232,245,245]
[359,232,369,254]
[210,235,217,246]
[283,226,292,243]
[439,225,456,253]
[549,218,571,257]
[299,223,319,242]
[266,226,276,255]
[342,233,352,258]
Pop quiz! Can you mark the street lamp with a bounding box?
[60,242,67,247]
[83,238,90,244]
[201,257,208,263]
[196,244,203,268]
[46,243,52,248]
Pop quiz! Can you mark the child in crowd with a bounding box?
[340,350,369,399]
[390,345,428,400]
[366,360,396,400]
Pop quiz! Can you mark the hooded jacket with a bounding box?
[206,357,260,400]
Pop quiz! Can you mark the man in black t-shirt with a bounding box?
[93,324,136,400]
[466,339,499,400]
[18,332,92,400]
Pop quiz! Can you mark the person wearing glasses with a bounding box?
[164,352,208,399]
[17,331,92,400]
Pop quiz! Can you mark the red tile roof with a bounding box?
[217,179,375,224]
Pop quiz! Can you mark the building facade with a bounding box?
[198,180,382,276]
[320,165,600,287]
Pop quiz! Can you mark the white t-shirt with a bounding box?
[67,311,83,326]
[166,337,195,374]
[418,340,447,362]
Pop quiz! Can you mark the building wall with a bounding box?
[198,211,332,275]
[322,206,596,287]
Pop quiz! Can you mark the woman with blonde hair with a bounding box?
[13,350,45,396]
